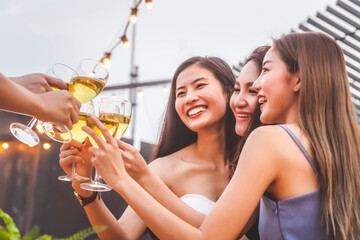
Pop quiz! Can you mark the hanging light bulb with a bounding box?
[121,35,131,48]
[101,52,112,69]
[145,0,153,10]
[130,8,138,24]
[43,143,51,150]
[162,85,168,93]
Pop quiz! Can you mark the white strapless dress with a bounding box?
[180,194,216,215]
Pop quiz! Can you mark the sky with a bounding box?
[0,0,335,146]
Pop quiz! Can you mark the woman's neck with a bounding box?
[192,124,227,166]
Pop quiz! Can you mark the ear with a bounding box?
[292,72,301,92]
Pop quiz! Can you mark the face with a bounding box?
[253,46,300,124]
[175,64,228,132]
[230,61,259,136]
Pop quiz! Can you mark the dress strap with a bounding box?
[277,125,318,174]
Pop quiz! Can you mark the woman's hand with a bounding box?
[59,139,93,197]
[116,139,150,182]
[81,115,129,188]
[10,73,68,94]
[36,90,81,129]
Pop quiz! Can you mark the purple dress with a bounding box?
[259,125,328,240]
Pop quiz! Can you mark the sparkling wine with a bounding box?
[70,76,105,103]
[116,115,131,138]
[86,114,120,147]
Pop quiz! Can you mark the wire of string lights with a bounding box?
[100,0,153,69]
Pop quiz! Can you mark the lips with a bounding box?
[187,105,207,117]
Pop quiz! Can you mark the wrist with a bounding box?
[72,182,93,198]
[74,191,100,207]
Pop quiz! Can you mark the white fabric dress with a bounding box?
[180,193,216,215]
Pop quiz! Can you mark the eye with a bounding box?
[249,88,258,94]
[196,83,206,89]
[176,91,185,98]
[262,67,269,73]
[233,87,240,93]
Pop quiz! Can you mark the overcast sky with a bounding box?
[0,0,334,145]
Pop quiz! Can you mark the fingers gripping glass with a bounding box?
[9,63,74,146]
[80,100,120,192]
[9,60,108,146]
[58,102,92,182]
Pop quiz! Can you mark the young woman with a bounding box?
[84,32,360,239]
[60,56,258,239]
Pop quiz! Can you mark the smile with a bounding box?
[187,106,207,117]
[236,113,251,119]
[258,97,267,104]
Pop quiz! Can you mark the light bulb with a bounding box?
[145,0,153,9]
[130,8,138,24]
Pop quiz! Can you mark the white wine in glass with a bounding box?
[80,100,120,192]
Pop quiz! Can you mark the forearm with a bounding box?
[0,73,43,117]
[138,169,205,227]
[114,175,204,240]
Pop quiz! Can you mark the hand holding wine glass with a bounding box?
[80,100,121,192]
[81,115,129,189]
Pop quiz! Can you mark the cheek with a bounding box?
[174,99,183,117]
[248,96,258,112]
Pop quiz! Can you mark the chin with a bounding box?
[235,127,246,137]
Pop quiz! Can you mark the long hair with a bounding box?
[230,46,270,176]
[274,32,360,239]
[152,56,239,170]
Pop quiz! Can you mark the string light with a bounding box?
[121,35,131,48]
[43,143,51,150]
[162,85,168,93]
[145,0,153,10]
[101,52,112,69]
[36,123,45,133]
[99,0,152,63]
[130,8,138,24]
[1,142,9,149]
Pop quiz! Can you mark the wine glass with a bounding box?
[80,99,120,192]
[58,102,92,181]
[101,97,132,139]
[43,59,109,143]
[9,63,74,146]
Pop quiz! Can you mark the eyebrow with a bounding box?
[262,60,272,66]
[176,77,206,91]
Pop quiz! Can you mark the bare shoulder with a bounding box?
[148,147,188,177]
[242,125,301,165]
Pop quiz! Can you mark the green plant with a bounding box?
[0,209,106,240]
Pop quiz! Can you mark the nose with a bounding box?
[185,89,199,104]
[252,75,262,92]
[233,92,247,108]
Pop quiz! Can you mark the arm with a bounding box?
[117,140,206,227]
[59,140,148,240]
[83,118,279,239]
[0,73,80,129]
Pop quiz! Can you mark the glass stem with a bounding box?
[71,162,76,176]
[27,117,37,129]
[94,170,100,182]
